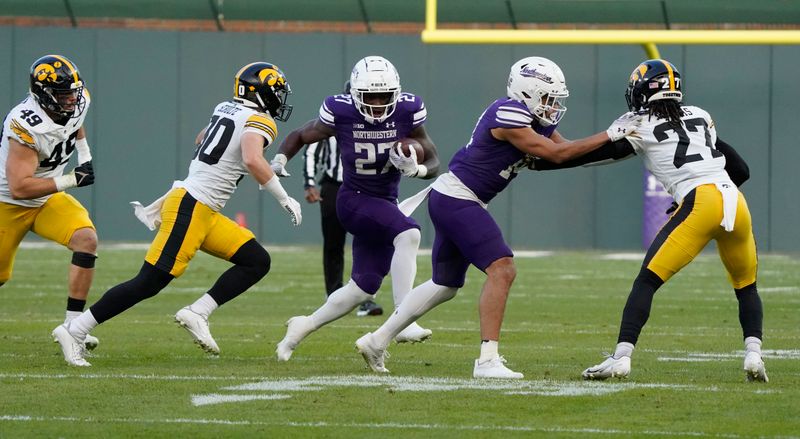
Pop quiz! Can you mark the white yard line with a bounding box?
[0,414,754,437]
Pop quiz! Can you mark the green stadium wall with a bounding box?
[1,26,797,252]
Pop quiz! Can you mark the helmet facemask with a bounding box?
[351,89,399,123]
[530,90,568,127]
[261,83,293,122]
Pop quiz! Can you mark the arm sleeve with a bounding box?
[715,137,750,187]
[533,138,636,171]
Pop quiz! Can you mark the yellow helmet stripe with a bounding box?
[658,59,675,91]
[234,62,258,97]
[51,55,80,84]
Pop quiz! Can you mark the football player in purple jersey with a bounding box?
[355,57,643,379]
[274,56,441,361]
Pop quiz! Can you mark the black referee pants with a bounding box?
[319,175,347,295]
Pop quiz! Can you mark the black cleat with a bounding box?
[356,300,383,317]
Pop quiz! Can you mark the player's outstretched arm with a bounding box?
[493,112,641,163]
[532,139,636,171]
[272,119,336,177]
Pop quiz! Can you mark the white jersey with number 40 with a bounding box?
[177,101,278,211]
[627,105,732,203]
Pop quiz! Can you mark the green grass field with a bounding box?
[1,244,798,438]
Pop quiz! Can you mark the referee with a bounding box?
[302,82,383,316]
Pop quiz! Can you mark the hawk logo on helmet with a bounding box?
[34,63,58,83]
[258,68,284,87]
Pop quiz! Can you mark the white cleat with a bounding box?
[84,334,100,351]
[582,355,631,380]
[473,355,523,379]
[53,333,99,351]
[744,351,769,383]
[355,332,390,373]
[175,307,220,355]
[276,316,315,361]
[52,324,91,367]
[394,322,432,344]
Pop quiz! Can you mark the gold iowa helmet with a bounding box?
[29,54,86,118]
[625,59,683,112]
[233,62,292,121]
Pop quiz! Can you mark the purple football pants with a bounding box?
[336,187,420,294]
[429,189,513,288]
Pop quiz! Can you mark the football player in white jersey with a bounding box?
[532,59,766,382]
[0,54,100,350]
[53,62,302,366]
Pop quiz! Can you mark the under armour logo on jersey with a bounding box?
[386,122,396,128]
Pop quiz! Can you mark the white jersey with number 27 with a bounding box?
[626,105,732,203]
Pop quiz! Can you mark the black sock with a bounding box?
[206,239,271,306]
[735,282,763,340]
[66,297,86,312]
[89,262,173,324]
[618,268,664,345]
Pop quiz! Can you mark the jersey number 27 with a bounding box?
[654,117,722,169]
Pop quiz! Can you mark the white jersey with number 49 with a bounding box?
[176,101,278,211]
[626,105,732,202]
[0,93,90,207]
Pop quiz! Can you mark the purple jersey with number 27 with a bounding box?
[316,92,427,294]
[318,92,426,200]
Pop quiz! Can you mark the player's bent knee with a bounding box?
[71,251,97,269]
[231,239,271,279]
[69,227,98,254]
[487,257,516,284]
[352,273,383,295]
[394,227,421,247]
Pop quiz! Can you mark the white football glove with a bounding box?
[280,197,302,226]
[606,112,643,142]
[389,144,419,177]
[270,153,291,177]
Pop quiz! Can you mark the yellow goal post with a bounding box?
[421,0,800,58]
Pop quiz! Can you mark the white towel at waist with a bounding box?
[715,182,739,232]
[129,181,181,231]
[398,185,433,217]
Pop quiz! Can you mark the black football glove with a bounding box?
[74,161,95,187]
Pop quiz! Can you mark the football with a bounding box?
[394,138,424,162]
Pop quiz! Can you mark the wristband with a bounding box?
[54,173,77,192]
[259,175,289,202]
[415,165,428,178]
[76,138,92,163]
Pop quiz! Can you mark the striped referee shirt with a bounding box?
[303,136,343,188]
